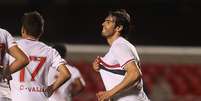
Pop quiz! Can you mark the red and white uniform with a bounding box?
[0,28,16,100]
[99,37,149,101]
[48,64,85,101]
[9,39,66,101]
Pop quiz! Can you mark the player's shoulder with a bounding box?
[17,39,55,51]
[0,28,13,42]
[111,40,127,50]
[39,42,52,49]
[114,37,134,46]
[111,37,134,52]
[42,44,62,56]
[114,37,130,45]
[34,42,61,57]
[0,28,10,36]
[39,42,58,53]
[0,28,7,32]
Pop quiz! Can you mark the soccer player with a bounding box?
[48,44,85,101]
[92,9,150,101]
[9,11,71,101]
[0,28,29,101]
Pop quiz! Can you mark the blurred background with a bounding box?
[1,0,201,101]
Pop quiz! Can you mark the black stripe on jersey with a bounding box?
[100,65,126,76]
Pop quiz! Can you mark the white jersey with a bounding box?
[99,37,149,101]
[48,64,85,101]
[0,28,16,99]
[9,39,66,101]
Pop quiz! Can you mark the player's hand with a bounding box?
[0,66,4,80]
[0,66,12,83]
[44,85,54,97]
[92,56,101,72]
[3,68,12,81]
[96,91,114,101]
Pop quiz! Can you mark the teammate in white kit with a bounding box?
[48,44,85,101]
[0,28,29,101]
[9,11,71,101]
[92,9,149,101]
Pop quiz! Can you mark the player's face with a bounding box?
[101,16,116,37]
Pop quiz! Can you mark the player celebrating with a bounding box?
[9,11,71,101]
[0,28,29,101]
[92,9,149,101]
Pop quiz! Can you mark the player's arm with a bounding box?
[7,45,29,74]
[110,61,140,94]
[71,77,85,96]
[53,64,71,90]
[97,61,141,101]
[46,64,71,97]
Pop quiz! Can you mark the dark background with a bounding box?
[0,0,201,46]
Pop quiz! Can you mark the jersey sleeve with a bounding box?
[4,30,16,49]
[66,65,85,86]
[71,66,86,86]
[112,43,137,68]
[71,67,81,79]
[51,49,66,70]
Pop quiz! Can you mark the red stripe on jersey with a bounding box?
[121,59,135,67]
[20,68,25,82]
[99,58,120,68]
[29,56,36,61]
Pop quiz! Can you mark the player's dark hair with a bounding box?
[53,44,67,58]
[21,11,44,38]
[108,9,131,37]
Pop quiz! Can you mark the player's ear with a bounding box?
[116,25,123,32]
[21,26,27,37]
[21,26,25,34]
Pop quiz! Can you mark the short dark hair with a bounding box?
[108,9,131,36]
[21,11,44,38]
[53,44,67,58]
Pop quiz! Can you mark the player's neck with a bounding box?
[22,33,38,41]
[107,33,120,46]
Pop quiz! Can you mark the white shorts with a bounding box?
[111,87,150,101]
[113,95,150,101]
[0,83,11,100]
[0,97,12,101]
